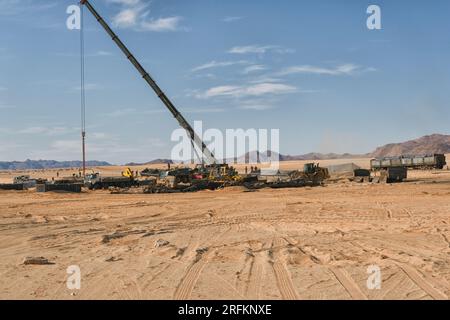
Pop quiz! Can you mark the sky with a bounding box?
[0,0,449,164]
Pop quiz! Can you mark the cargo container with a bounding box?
[371,154,446,170]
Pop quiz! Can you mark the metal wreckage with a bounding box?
[105,163,331,194]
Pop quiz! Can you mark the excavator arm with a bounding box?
[79,0,217,165]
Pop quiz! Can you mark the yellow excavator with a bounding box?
[121,167,134,178]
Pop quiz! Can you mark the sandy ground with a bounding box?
[0,158,449,300]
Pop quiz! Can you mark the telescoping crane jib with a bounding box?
[79,0,217,165]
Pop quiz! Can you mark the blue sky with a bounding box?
[1,0,449,163]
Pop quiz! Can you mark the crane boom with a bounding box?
[80,0,217,164]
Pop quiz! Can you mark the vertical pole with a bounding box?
[80,4,86,177]
[82,132,86,176]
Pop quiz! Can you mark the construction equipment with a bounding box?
[288,163,330,185]
[80,0,217,166]
[84,172,137,190]
[122,167,134,178]
[78,1,331,192]
[193,164,240,182]
[13,175,37,189]
[140,168,162,178]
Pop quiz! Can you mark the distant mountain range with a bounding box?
[236,134,449,161]
[142,134,450,164]
[125,159,174,166]
[223,151,361,163]
[0,160,111,170]
[1,134,448,169]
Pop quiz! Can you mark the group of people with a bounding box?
[244,166,261,174]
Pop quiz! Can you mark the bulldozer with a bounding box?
[289,163,330,185]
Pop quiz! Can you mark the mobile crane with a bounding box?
[79,0,217,165]
[79,1,331,191]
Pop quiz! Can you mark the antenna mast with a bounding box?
[80,4,86,177]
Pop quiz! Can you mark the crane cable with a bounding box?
[80,4,86,177]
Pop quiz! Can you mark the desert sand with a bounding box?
[0,157,449,300]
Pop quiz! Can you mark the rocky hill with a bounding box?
[369,134,450,158]
[125,159,174,166]
[133,134,450,164]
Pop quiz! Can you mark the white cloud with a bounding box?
[191,60,249,72]
[17,126,77,136]
[113,7,142,28]
[184,107,225,114]
[91,132,113,140]
[278,64,375,76]
[223,16,243,23]
[248,76,284,84]
[244,83,296,96]
[141,16,183,32]
[106,0,142,5]
[50,139,80,151]
[197,83,296,99]
[242,65,267,74]
[105,107,164,117]
[95,50,113,56]
[106,108,137,117]
[110,1,185,32]
[133,137,166,148]
[228,45,294,55]
[55,51,113,58]
[239,104,274,111]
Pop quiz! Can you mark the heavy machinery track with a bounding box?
[397,263,448,300]
[328,267,368,300]
[270,239,300,300]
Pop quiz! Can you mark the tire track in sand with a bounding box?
[328,267,368,300]
[270,238,299,300]
[397,263,448,300]
[173,249,211,300]
[244,250,264,299]
[173,227,230,300]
